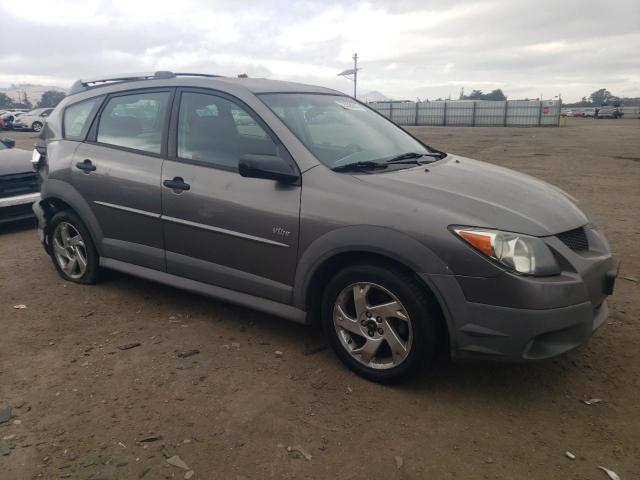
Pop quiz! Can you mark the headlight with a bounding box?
[452,227,560,276]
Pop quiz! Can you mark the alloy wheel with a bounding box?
[52,221,88,280]
[333,282,413,370]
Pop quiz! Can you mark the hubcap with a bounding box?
[52,222,88,279]
[333,282,413,370]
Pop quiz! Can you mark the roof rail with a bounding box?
[68,71,222,95]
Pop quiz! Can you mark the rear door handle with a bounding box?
[75,159,96,173]
[163,177,191,192]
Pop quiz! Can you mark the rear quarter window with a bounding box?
[64,97,101,140]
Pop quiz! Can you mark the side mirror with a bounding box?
[239,154,299,184]
[1,137,15,148]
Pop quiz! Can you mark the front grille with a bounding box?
[557,227,589,251]
[0,172,38,199]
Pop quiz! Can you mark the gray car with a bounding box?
[31,71,619,382]
[0,137,40,224]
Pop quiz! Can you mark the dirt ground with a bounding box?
[1,118,639,480]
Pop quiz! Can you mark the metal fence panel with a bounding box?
[368,99,561,127]
[621,106,640,118]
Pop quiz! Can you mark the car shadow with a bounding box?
[101,268,577,402]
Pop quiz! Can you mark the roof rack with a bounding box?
[69,71,223,95]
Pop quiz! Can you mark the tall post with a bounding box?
[503,100,509,127]
[471,101,477,127]
[538,101,543,126]
[414,101,419,125]
[353,53,358,98]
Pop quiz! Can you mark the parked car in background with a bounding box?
[12,108,54,132]
[32,71,618,382]
[0,137,40,224]
[0,112,18,130]
[561,110,574,117]
[572,111,586,118]
[597,108,624,119]
[583,108,596,118]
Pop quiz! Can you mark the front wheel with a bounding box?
[321,263,441,383]
[48,210,101,284]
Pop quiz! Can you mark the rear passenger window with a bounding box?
[97,91,170,154]
[177,92,277,169]
[64,98,100,140]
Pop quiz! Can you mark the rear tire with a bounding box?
[321,262,441,383]
[48,210,101,284]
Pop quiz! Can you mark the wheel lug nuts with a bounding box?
[376,317,382,323]
[367,330,374,337]
[377,328,383,334]
[360,320,367,326]
[366,312,372,318]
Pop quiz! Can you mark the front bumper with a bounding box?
[0,192,40,224]
[423,256,619,361]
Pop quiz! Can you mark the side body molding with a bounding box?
[292,225,453,310]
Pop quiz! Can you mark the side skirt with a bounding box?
[99,257,309,325]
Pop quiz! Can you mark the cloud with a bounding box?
[0,0,638,101]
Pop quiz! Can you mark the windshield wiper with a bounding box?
[332,161,388,172]
[385,152,445,165]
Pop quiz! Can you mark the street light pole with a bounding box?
[353,53,358,98]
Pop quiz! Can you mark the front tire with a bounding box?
[321,263,440,383]
[48,210,101,284]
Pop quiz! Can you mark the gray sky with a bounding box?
[1,0,638,101]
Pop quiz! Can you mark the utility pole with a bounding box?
[337,53,360,99]
[353,53,358,98]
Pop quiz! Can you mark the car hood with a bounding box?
[354,155,588,236]
[0,148,34,175]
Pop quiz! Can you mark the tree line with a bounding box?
[0,90,66,110]
[563,88,640,108]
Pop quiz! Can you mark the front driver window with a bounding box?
[177,92,276,169]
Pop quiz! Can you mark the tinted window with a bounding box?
[97,91,170,154]
[177,92,276,169]
[64,98,100,140]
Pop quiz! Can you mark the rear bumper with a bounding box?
[422,257,618,361]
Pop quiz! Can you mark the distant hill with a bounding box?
[358,90,390,102]
[0,84,67,104]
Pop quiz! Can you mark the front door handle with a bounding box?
[75,159,96,173]
[163,177,191,192]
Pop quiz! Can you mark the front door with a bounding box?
[72,89,172,270]
[161,90,301,303]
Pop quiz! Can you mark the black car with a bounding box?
[0,137,40,224]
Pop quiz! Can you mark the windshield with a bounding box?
[259,93,431,169]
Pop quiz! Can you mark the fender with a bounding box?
[292,225,453,310]
[39,178,105,255]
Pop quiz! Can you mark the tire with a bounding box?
[32,121,43,132]
[321,262,441,383]
[48,210,101,284]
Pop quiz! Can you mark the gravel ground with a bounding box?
[1,118,638,479]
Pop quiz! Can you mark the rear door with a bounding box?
[72,89,172,270]
[161,89,301,303]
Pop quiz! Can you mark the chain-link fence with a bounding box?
[368,100,561,127]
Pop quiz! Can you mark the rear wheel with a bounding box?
[48,211,101,284]
[321,263,440,383]
[32,121,43,132]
